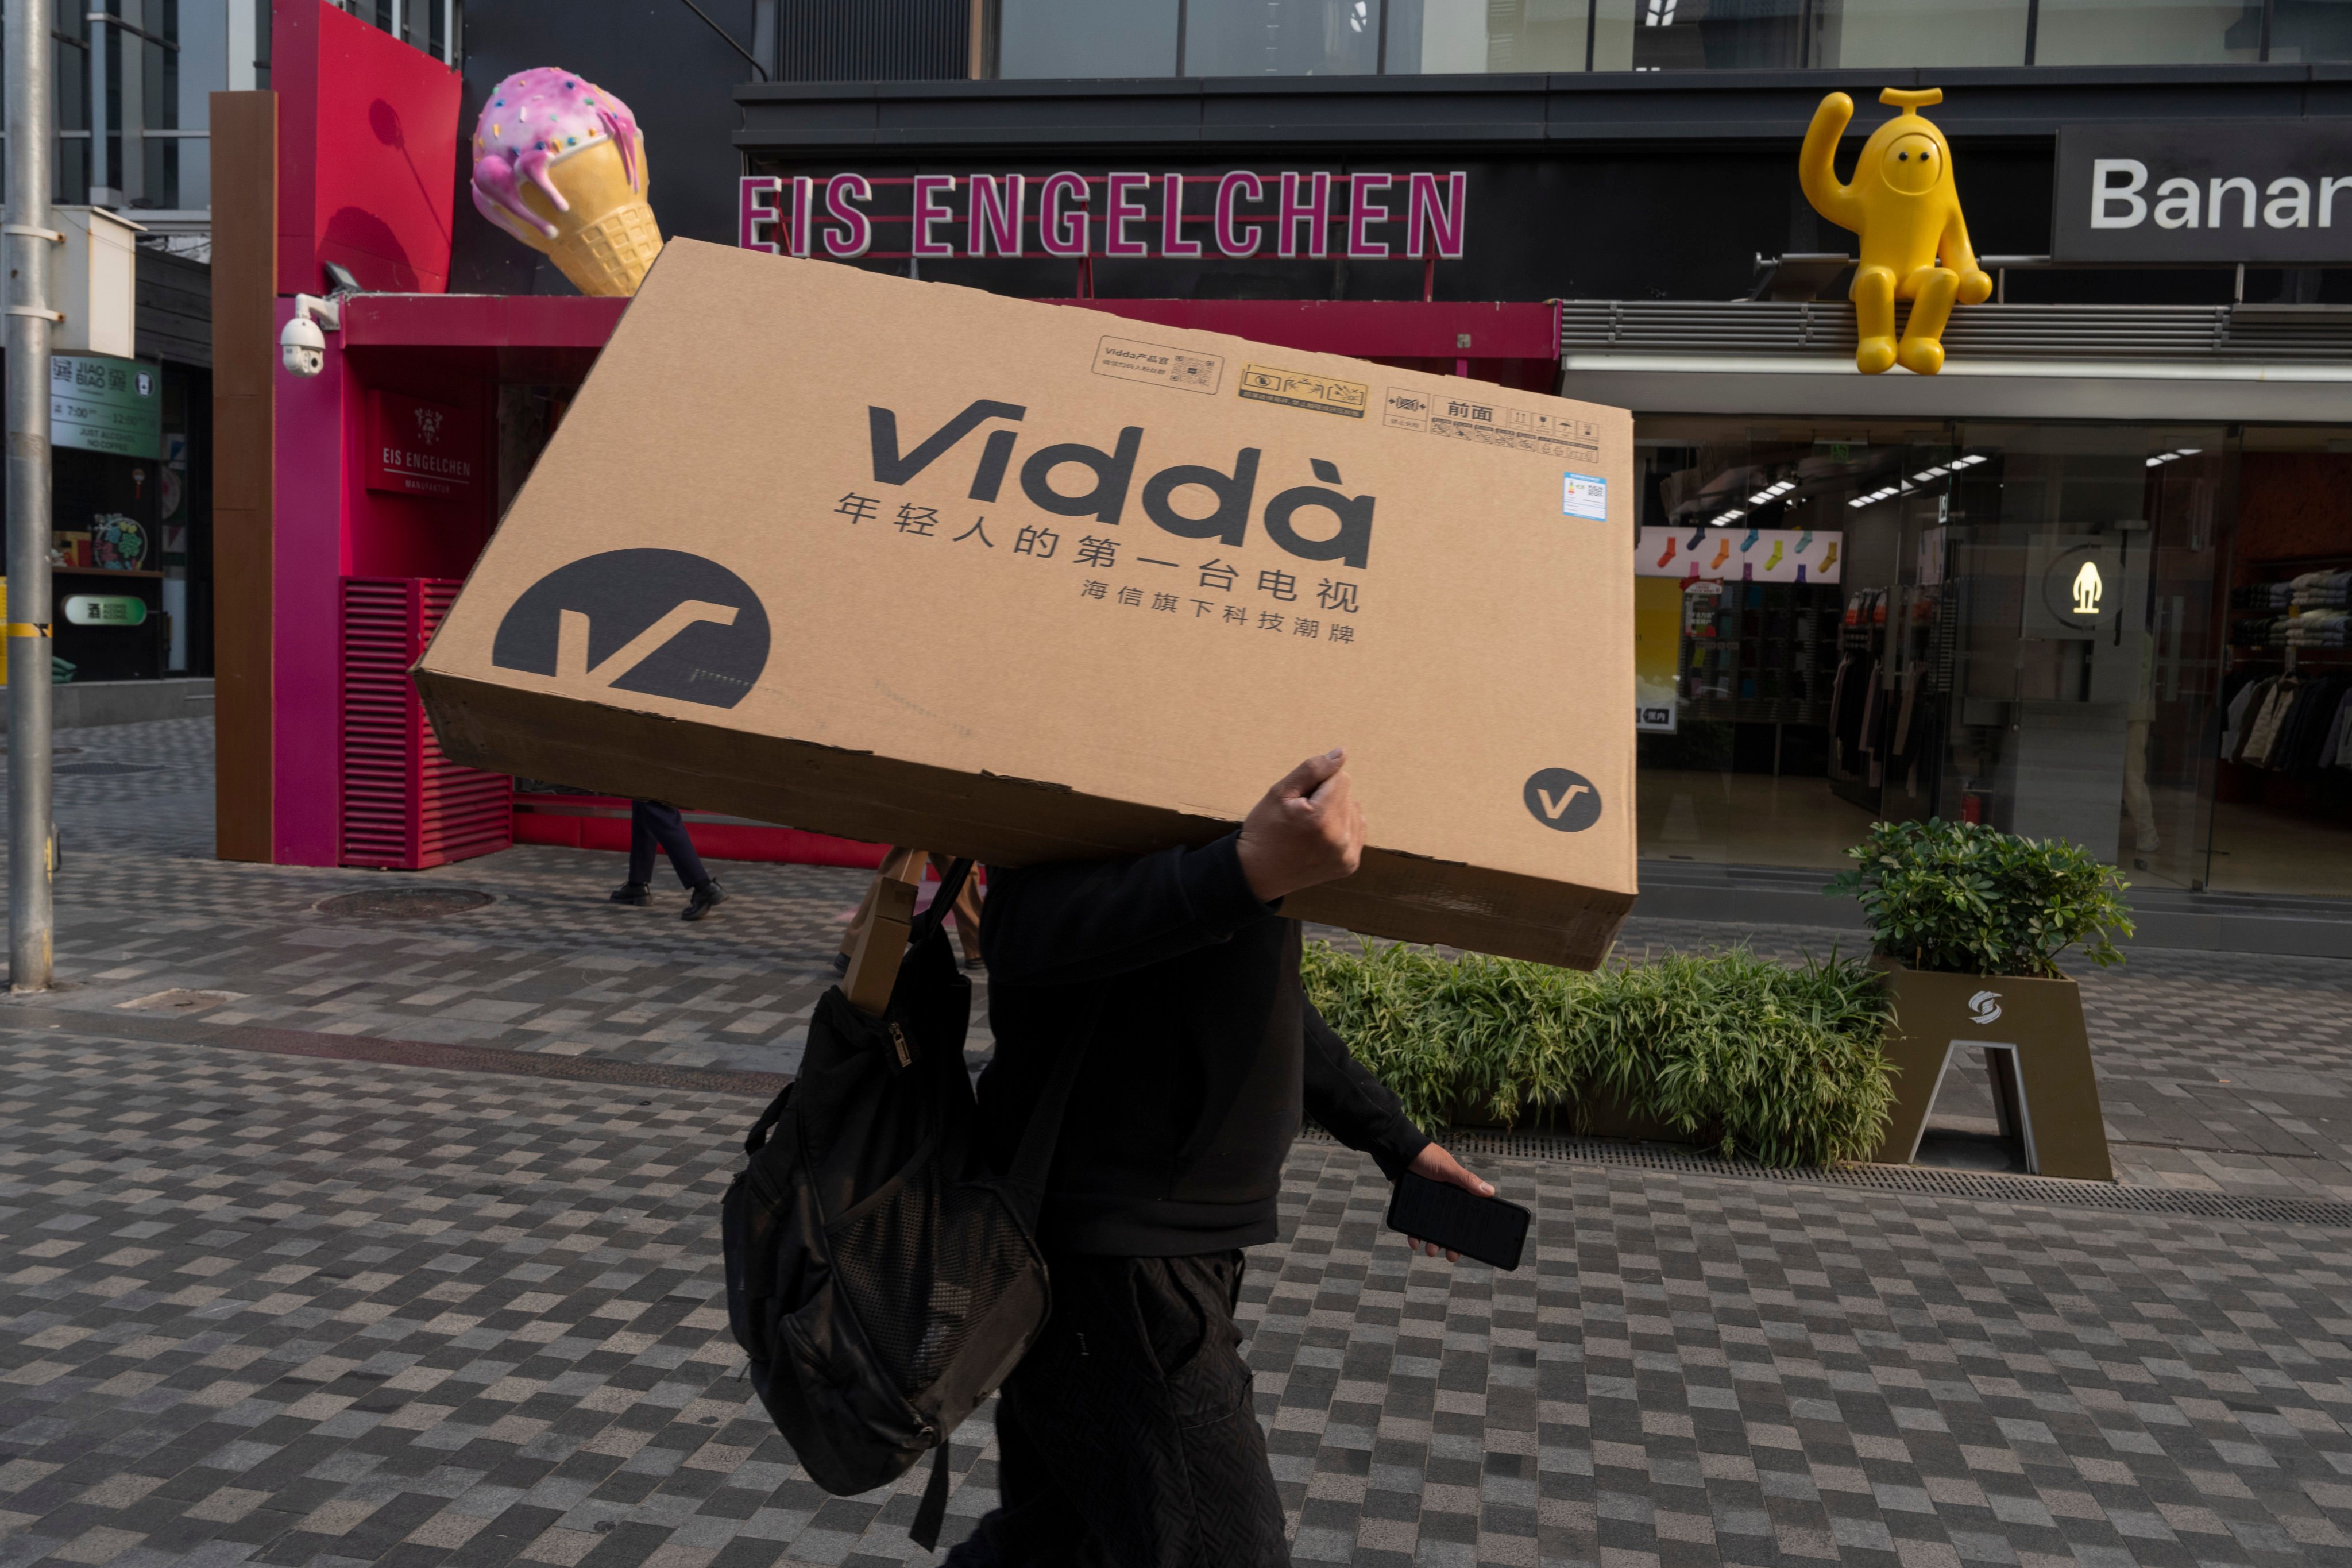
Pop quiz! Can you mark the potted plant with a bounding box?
[1303,941,1897,1168]
[1828,818,2133,1181]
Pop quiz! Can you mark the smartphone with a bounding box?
[1385,1171,1531,1271]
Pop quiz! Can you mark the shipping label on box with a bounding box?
[416,242,1639,965]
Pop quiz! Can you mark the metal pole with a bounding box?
[87,1,109,203]
[9,0,58,990]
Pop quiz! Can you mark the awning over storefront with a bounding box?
[1559,301,2352,422]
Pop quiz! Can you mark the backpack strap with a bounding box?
[909,1440,952,1551]
[909,858,975,949]
[743,1083,792,1156]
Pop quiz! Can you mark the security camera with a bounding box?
[280,314,326,377]
[279,292,343,378]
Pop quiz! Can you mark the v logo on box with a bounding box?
[492,548,771,710]
[1521,768,1603,833]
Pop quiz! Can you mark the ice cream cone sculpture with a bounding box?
[471,69,662,298]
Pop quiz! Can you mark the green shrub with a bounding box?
[1302,941,1895,1168]
[1826,818,2134,978]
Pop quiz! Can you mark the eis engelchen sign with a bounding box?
[367,391,480,501]
[737,171,1467,262]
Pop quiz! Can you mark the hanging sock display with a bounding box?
[1765,539,1785,570]
[1710,536,1732,570]
[1655,535,1679,569]
[1797,529,1814,554]
[1819,540,1840,573]
[1686,522,1708,550]
[1681,560,1702,590]
[1741,525,1762,553]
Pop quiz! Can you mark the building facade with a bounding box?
[0,1,458,705]
[239,0,2352,947]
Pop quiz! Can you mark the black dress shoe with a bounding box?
[682,879,727,921]
[609,882,650,906]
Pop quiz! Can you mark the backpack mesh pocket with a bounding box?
[828,1174,1038,1397]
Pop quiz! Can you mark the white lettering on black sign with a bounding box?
[2054,121,2352,265]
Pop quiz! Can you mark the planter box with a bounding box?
[1870,963,2114,1183]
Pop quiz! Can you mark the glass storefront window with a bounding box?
[1187,0,1384,74]
[990,0,2332,75]
[1625,418,2349,898]
[1806,0,2032,65]
[2206,428,2352,896]
[2270,0,2352,59]
[1393,0,1590,71]
[2033,0,2265,64]
[999,0,1184,76]
[1597,0,1805,72]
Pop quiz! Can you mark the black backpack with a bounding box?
[720,860,1090,1550]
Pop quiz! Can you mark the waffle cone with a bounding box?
[497,138,665,297]
[549,201,664,297]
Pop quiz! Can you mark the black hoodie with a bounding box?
[974,832,1430,1256]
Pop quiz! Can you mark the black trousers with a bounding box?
[627,800,709,889]
[945,1250,1288,1568]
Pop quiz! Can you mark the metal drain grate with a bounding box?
[315,887,497,919]
[1301,1127,2352,1229]
[53,761,162,777]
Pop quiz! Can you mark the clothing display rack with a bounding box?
[1677,578,1844,729]
[2218,552,2352,794]
[1825,582,1951,816]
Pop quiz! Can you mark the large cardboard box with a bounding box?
[415,241,1637,967]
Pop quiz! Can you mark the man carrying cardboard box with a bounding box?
[951,747,1494,1566]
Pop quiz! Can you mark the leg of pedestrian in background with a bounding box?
[944,1250,1287,1567]
[610,800,659,905]
[634,799,727,921]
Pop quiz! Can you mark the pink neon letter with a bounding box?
[825,173,872,259]
[738,177,782,254]
[1215,171,1263,259]
[1346,173,1392,259]
[1039,172,1090,257]
[1278,171,1331,259]
[789,176,814,256]
[1105,172,1151,257]
[969,173,1025,257]
[1407,172,1467,261]
[912,175,958,257]
[1161,174,1202,259]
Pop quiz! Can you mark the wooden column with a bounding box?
[210,92,276,862]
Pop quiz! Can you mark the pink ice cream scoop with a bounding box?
[469,69,663,296]
[469,68,646,241]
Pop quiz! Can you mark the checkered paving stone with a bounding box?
[7,719,2352,1202]
[5,1033,2352,1568]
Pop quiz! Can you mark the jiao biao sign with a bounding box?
[2054,121,2352,265]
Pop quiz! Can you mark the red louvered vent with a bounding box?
[341,577,514,869]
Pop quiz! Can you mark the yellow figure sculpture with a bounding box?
[1800,88,1991,376]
